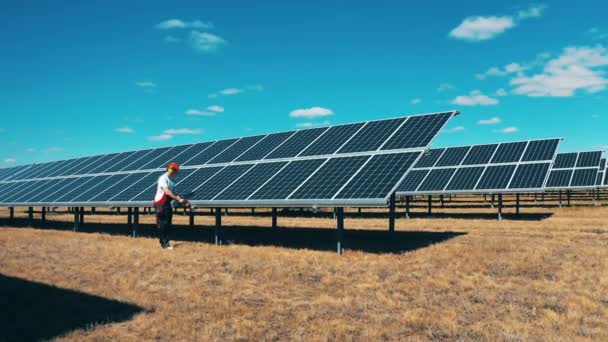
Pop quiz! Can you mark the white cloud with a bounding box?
[219,88,243,95]
[478,117,501,125]
[511,45,608,97]
[185,109,215,116]
[437,83,454,92]
[451,90,499,106]
[4,158,16,164]
[410,98,422,105]
[476,63,526,79]
[495,88,508,96]
[443,126,465,133]
[156,19,213,30]
[206,105,224,113]
[114,127,134,133]
[296,120,331,128]
[289,107,334,119]
[136,81,156,88]
[163,128,202,135]
[450,5,546,42]
[496,127,519,133]
[517,5,547,19]
[149,134,173,141]
[164,35,180,43]
[450,16,515,41]
[189,31,226,53]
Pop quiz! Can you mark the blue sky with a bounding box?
[1,0,607,166]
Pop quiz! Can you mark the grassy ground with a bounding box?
[1,197,607,340]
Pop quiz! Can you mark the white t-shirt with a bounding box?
[154,173,175,206]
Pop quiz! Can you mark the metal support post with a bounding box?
[215,208,222,245]
[79,207,84,225]
[41,207,46,225]
[133,207,139,237]
[498,194,503,221]
[336,207,344,255]
[515,193,520,215]
[28,207,34,227]
[428,195,432,215]
[389,193,396,233]
[9,207,14,222]
[189,208,195,227]
[405,196,411,219]
[271,208,278,228]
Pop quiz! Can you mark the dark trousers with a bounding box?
[155,204,173,247]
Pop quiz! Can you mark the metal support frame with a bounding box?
[497,194,503,221]
[389,193,396,233]
[79,207,85,225]
[215,208,222,245]
[9,207,14,222]
[515,193,520,215]
[132,207,139,237]
[189,208,195,227]
[41,207,46,225]
[251,208,255,214]
[405,196,411,219]
[427,195,432,215]
[91,207,96,215]
[559,190,563,208]
[73,207,80,232]
[127,207,133,227]
[117,207,121,215]
[567,190,571,207]
[336,207,344,255]
[27,207,34,227]
[271,208,278,228]
[440,195,445,208]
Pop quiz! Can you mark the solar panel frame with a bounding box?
[545,151,605,190]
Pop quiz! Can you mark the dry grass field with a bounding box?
[1,196,608,341]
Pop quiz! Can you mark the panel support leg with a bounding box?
[73,208,80,232]
[567,190,571,207]
[440,195,445,208]
[28,207,34,227]
[405,196,411,219]
[271,208,278,229]
[189,208,195,227]
[336,207,344,255]
[251,208,255,214]
[91,207,96,215]
[389,193,396,233]
[498,194,503,221]
[515,194,520,216]
[9,207,14,223]
[215,208,222,245]
[127,207,133,228]
[559,190,562,208]
[133,207,139,238]
[79,207,85,226]
[427,195,432,215]
[41,207,46,226]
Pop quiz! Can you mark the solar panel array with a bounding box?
[395,139,561,195]
[0,111,456,207]
[598,157,606,187]
[545,151,603,190]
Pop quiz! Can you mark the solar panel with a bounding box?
[396,138,560,195]
[545,151,603,190]
[0,111,458,207]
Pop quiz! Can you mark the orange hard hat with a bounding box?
[168,162,180,171]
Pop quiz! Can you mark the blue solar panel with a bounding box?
[338,119,405,153]
[300,123,365,156]
[36,159,77,178]
[183,139,238,166]
[576,152,602,168]
[521,139,559,161]
[462,144,498,165]
[68,175,115,202]
[7,180,53,203]
[207,136,266,164]
[85,153,124,174]
[170,167,225,198]
[190,164,255,200]
[336,152,420,199]
[54,157,95,177]
[290,156,369,199]
[265,127,328,159]
[475,165,517,190]
[445,167,485,191]
[249,159,326,200]
[571,168,598,187]
[129,169,198,202]
[170,142,214,165]
[435,147,470,167]
[234,132,294,162]
[396,170,429,192]
[214,162,288,200]
[70,154,115,175]
[2,181,39,202]
[508,163,550,189]
[553,153,577,169]
[546,170,573,188]
[417,168,456,192]
[46,157,91,178]
[11,163,50,180]
[32,178,81,203]
[145,144,194,169]
[52,176,97,203]
[490,142,527,164]
[600,158,606,170]
[597,172,604,186]
[381,112,453,150]
[117,150,157,172]
[414,149,445,168]
[110,172,164,202]
[88,173,143,202]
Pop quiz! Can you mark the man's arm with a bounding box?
[162,187,188,205]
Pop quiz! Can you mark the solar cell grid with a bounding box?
[214,162,288,200]
[47,157,91,178]
[417,168,456,192]
[290,156,369,199]
[172,166,225,197]
[110,172,164,202]
[69,175,116,202]
[435,146,470,167]
[597,172,605,186]
[149,144,194,169]
[265,127,328,159]
[553,153,577,169]
[414,149,445,168]
[171,142,215,165]
[71,154,116,175]
[2,181,37,202]
[88,173,142,202]
[570,168,598,187]
[576,152,602,168]
[396,169,429,192]
[381,112,453,150]
[338,118,405,153]
[86,153,124,174]
[546,169,573,188]
[490,142,527,164]
[249,159,326,200]
[6,180,52,203]
[476,165,517,190]
[336,152,420,199]
[190,164,255,200]
[508,163,550,189]
[184,139,238,166]
[208,136,266,164]
[521,139,559,162]
[52,176,97,203]
[235,132,294,162]
[32,178,82,203]
[55,157,96,177]
[600,158,606,170]
[11,163,48,180]
[118,149,157,171]
[299,123,365,156]
[38,159,77,178]
[445,167,485,191]
[462,144,498,165]
[13,179,61,203]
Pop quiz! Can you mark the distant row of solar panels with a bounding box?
[545,152,606,190]
[0,112,454,183]
[0,112,458,207]
[395,139,561,195]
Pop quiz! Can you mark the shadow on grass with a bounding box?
[1,216,465,254]
[0,274,145,342]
